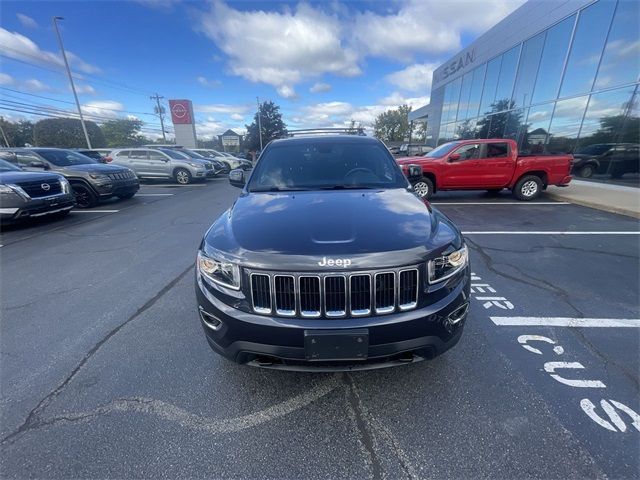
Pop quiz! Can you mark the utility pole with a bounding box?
[256,96,263,151]
[0,117,10,147]
[52,16,91,148]
[150,93,167,142]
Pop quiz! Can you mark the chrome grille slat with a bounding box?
[249,268,419,318]
[274,275,296,316]
[324,276,346,317]
[299,276,321,317]
[250,274,271,314]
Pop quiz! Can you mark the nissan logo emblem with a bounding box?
[41,183,51,191]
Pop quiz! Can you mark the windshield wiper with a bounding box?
[250,187,314,192]
[319,185,378,190]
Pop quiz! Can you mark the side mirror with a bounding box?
[407,164,422,179]
[29,161,48,169]
[229,168,246,188]
[448,153,461,162]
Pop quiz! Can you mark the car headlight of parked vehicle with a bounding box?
[89,173,111,184]
[59,177,71,194]
[0,184,28,199]
[428,244,468,284]
[197,251,240,290]
[188,162,204,168]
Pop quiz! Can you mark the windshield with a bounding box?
[575,144,611,155]
[35,149,97,166]
[0,159,20,172]
[247,141,407,192]
[179,150,205,159]
[425,142,461,158]
[158,148,189,159]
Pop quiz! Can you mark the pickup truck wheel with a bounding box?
[577,164,594,178]
[413,177,433,199]
[174,168,192,185]
[514,175,542,201]
[71,183,98,208]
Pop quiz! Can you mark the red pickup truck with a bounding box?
[398,139,572,200]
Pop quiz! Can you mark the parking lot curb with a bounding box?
[546,192,640,219]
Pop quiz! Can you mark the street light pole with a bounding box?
[52,16,91,148]
[256,96,263,151]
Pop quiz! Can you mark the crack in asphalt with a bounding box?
[467,238,640,390]
[0,263,195,446]
[346,374,419,480]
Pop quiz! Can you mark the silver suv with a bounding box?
[192,149,253,171]
[110,148,213,184]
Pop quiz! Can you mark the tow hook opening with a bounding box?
[198,306,222,331]
[397,351,415,363]
[448,302,469,325]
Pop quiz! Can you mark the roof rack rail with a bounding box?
[285,127,366,137]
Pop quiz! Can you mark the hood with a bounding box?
[204,189,460,270]
[396,156,432,165]
[58,163,129,175]
[0,170,64,184]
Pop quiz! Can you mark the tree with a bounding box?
[244,100,287,151]
[33,117,105,148]
[373,105,413,142]
[0,118,35,147]
[101,119,147,147]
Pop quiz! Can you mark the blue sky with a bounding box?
[0,0,524,139]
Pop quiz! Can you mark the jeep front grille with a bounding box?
[249,268,419,318]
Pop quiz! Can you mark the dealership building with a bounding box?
[410,0,639,180]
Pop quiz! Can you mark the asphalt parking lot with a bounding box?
[1,179,638,479]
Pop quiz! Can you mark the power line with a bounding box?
[0,87,162,117]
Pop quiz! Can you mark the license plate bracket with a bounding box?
[304,329,368,361]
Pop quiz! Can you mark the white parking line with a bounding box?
[72,209,120,213]
[142,184,207,187]
[491,317,640,328]
[135,193,175,196]
[463,231,640,235]
[433,202,569,205]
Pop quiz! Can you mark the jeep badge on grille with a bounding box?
[318,257,352,268]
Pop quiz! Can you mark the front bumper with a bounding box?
[0,193,75,222]
[195,267,470,370]
[95,179,140,198]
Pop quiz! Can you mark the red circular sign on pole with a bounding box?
[169,100,193,124]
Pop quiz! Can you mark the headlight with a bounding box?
[0,184,28,198]
[59,177,71,194]
[89,173,110,181]
[188,162,203,168]
[0,184,15,194]
[428,244,468,284]
[197,251,240,290]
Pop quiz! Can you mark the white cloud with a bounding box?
[230,113,244,121]
[0,28,100,74]
[310,82,332,93]
[197,76,222,88]
[16,13,38,29]
[277,85,298,99]
[75,84,96,95]
[198,1,360,99]
[0,73,14,85]
[23,79,51,92]
[195,103,250,115]
[352,0,526,61]
[379,92,430,110]
[81,100,124,119]
[195,116,247,139]
[385,63,438,93]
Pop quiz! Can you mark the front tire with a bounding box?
[174,168,192,185]
[71,183,98,208]
[513,175,542,201]
[577,164,594,178]
[412,177,434,199]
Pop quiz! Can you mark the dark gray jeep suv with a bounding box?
[195,135,470,370]
[7,148,139,208]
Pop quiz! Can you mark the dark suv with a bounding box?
[7,148,139,208]
[195,135,470,370]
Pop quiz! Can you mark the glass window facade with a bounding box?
[434,0,639,185]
